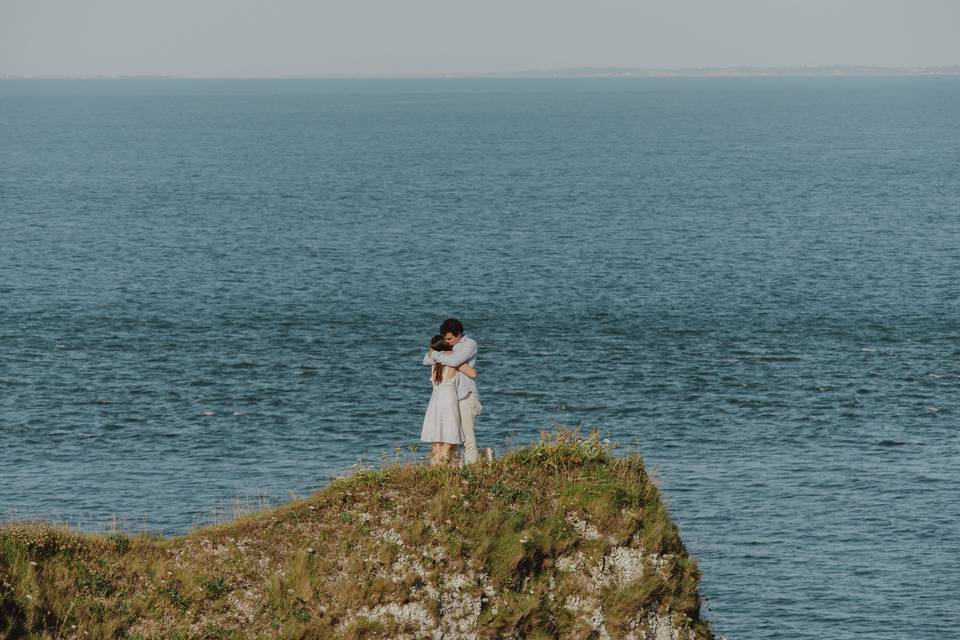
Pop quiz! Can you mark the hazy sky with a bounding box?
[1,0,958,77]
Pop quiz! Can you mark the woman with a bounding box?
[421,334,477,465]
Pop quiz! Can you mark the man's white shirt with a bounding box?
[422,336,478,401]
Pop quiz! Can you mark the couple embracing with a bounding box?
[420,318,484,466]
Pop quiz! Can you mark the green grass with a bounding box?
[0,430,713,639]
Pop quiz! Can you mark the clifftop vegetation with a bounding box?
[1,431,713,639]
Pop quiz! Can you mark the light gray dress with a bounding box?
[420,366,463,445]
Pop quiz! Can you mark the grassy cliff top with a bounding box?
[1,432,713,640]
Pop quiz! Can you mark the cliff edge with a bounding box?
[1,432,714,639]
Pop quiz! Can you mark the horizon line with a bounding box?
[3,64,960,81]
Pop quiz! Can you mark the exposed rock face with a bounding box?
[327,519,702,640]
[1,433,713,639]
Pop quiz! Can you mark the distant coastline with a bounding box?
[479,64,960,78]
[2,64,959,80]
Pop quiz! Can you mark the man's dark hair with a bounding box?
[439,318,464,336]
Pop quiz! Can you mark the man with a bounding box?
[422,318,482,464]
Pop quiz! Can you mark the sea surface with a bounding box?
[1,77,959,639]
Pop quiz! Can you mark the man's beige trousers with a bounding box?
[459,394,482,464]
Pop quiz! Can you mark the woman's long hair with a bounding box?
[430,334,453,384]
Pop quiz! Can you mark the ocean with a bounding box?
[1,76,958,639]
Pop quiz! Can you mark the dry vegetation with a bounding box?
[1,431,714,639]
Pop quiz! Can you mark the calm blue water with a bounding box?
[2,77,959,639]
